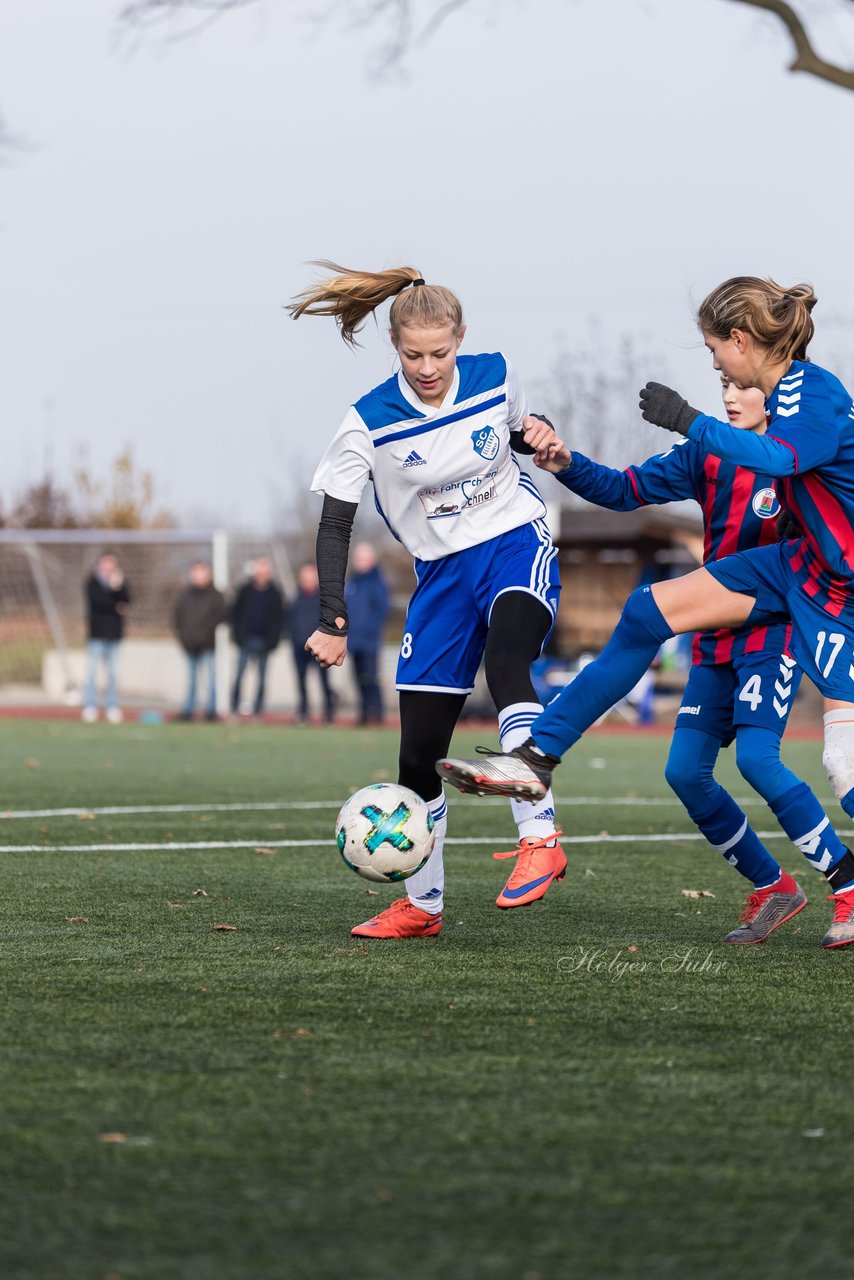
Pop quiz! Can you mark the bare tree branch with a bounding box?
[0,112,28,165]
[417,0,472,46]
[725,0,854,91]
[113,0,854,93]
[118,0,260,43]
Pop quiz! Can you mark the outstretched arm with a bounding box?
[639,381,838,475]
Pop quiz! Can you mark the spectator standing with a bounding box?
[82,552,131,724]
[230,557,285,719]
[345,543,390,725]
[173,562,227,722]
[288,563,336,724]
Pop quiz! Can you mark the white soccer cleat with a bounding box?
[436,747,555,800]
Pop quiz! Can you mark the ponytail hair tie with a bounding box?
[412,277,425,286]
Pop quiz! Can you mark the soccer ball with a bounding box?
[335,783,436,883]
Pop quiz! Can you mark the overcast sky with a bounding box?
[2,0,854,528]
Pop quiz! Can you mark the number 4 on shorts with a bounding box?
[739,674,763,712]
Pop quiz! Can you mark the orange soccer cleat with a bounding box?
[493,831,567,909]
[351,897,442,939]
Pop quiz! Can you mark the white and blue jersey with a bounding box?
[311,353,547,561]
[311,353,560,693]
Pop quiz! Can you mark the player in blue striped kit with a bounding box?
[440,277,854,948]
[288,263,567,937]
[532,378,817,942]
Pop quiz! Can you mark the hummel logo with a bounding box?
[402,450,427,468]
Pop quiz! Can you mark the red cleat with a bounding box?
[493,831,567,909]
[351,897,442,939]
[721,871,807,944]
[821,885,854,949]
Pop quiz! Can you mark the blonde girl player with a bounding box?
[441,277,854,949]
[288,263,566,938]
[534,379,820,944]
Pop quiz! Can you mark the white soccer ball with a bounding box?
[335,783,436,884]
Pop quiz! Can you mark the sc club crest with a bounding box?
[752,487,781,519]
[471,426,499,461]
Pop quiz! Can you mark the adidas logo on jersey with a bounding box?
[402,450,427,468]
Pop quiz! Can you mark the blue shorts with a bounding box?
[706,541,854,700]
[396,519,561,694]
[673,649,802,746]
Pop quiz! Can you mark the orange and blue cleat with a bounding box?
[494,831,567,909]
[351,897,442,938]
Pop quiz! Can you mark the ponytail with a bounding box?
[287,261,463,347]
[698,276,816,364]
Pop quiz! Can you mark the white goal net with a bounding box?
[0,528,297,714]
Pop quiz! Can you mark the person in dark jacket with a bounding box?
[230,557,284,718]
[288,562,335,724]
[173,562,228,721]
[82,552,131,723]
[345,543,390,725]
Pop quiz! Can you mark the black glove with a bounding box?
[776,505,801,541]
[639,383,701,436]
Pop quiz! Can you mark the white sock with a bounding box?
[499,702,559,844]
[406,794,446,914]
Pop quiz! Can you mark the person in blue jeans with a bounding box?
[345,543,390,724]
[173,561,227,721]
[230,557,284,718]
[82,552,131,724]
[288,563,336,724]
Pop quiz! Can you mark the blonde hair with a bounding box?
[698,276,816,363]
[287,261,463,347]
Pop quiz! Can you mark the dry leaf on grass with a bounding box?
[255,847,275,856]
[192,888,209,897]
[65,916,88,924]
[76,812,96,821]
[24,757,40,769]
[165,902,184,909]
[681,889,716,899]
[97,1132,152,1148]
[212,923,238,932]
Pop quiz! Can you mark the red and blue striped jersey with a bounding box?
[688,361,854,619]
[556,441,789,665]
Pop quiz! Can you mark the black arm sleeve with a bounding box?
[315,494,358,636]
[509,433,535,455]
[509,412,553,456]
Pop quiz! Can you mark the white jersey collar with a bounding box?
[397,365,460,417]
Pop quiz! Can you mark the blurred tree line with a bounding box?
[0,447,174,530]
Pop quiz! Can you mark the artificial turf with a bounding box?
[0,719,852,1280]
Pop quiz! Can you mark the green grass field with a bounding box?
[1,718,852,1280]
